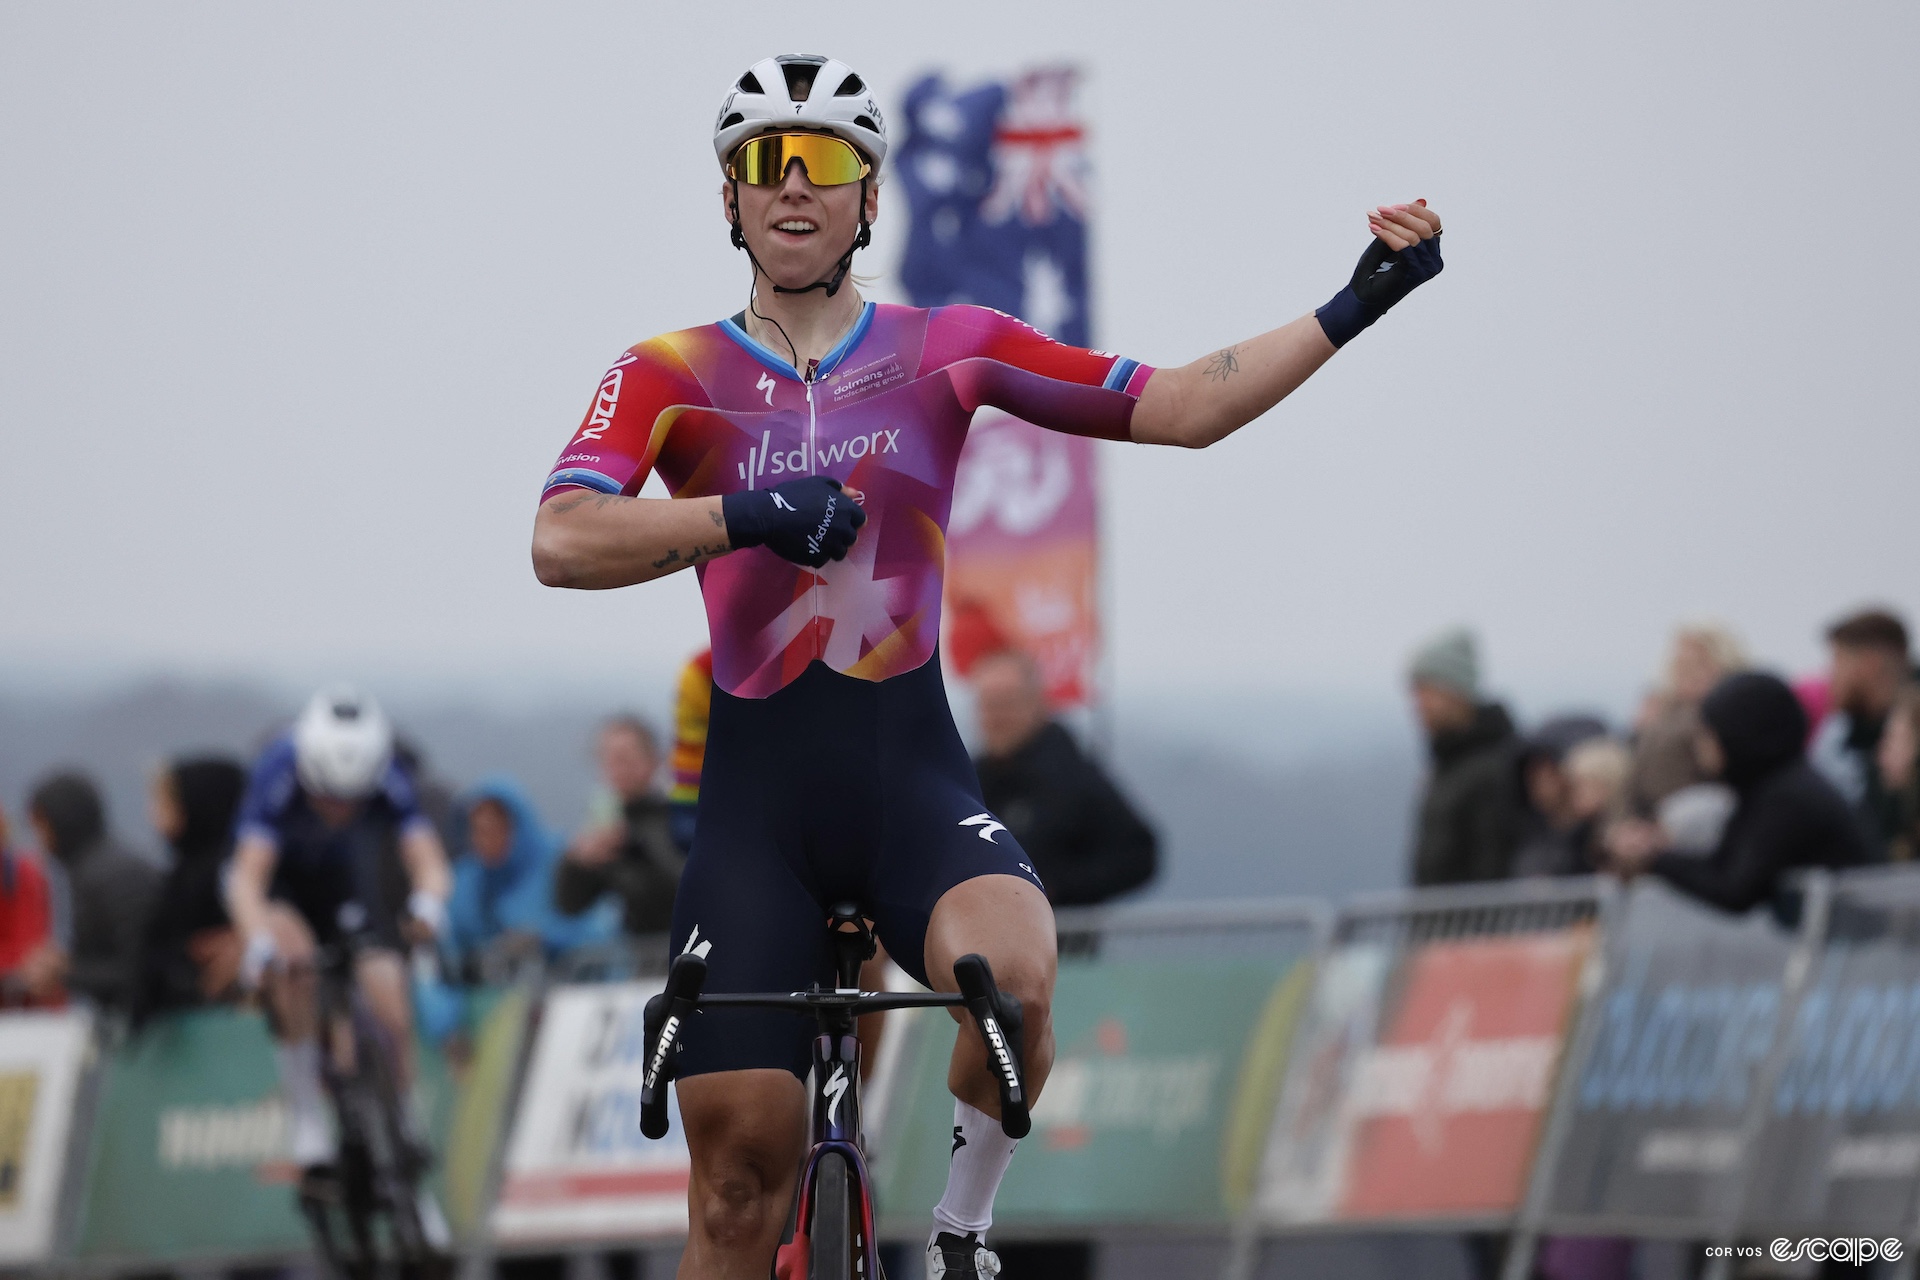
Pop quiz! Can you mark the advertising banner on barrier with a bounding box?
[491,981,691,1244]
[0,1010,92,1265]
[1255,931,1588,1224]
[1336,929,1589,1219]
[1544,881,1797,1233]
[74,996,520,1263]
[875,958,1309,1232]
[1743,878,1920,1234]
[1256,940,1394,1223]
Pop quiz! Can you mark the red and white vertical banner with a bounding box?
[945,416,1101,705]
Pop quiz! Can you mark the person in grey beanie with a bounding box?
[1406,628,1522,886]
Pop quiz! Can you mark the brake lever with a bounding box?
[952,953,1030,1139]
[639,953,707,1140]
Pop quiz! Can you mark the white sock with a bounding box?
[275,1041,336,1166]
[931,1099,1017,1239]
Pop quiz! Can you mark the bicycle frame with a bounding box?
[288,940,440,1280]
[639,905,1030,1279]
[788,996,881,1275]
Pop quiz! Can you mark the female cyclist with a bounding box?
[531,53,1443,1280]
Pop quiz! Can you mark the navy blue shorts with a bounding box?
[268,819,407,952]
[670,654,1041,1079]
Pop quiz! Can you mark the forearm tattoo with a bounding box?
[1203,346,1241,382]
[650,542,731,571]
[545,491,729,572]
[544,491,630,515]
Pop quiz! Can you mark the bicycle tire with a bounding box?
[354,1017,435,1262]
[809,1152,855,1280]
[297,1171,352,1280]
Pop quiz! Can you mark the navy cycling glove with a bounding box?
[1315,231,1444,349]
[722,476,867,569]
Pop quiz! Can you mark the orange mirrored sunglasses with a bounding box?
[728,133,871,187]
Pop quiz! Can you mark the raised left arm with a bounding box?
[1131,201,1443,448]
[1130,314,1336,448]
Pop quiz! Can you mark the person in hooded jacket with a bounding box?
[26,771,161,1011]
[448,776,618,975]
[133,757,249,1022]
[1605,672,1868,913]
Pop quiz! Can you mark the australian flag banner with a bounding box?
[896,66,1103,707]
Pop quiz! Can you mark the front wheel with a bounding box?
[809,1152,855,1280]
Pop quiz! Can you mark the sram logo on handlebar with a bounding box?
[645,1014,680,1089]
[980,1016,1021,1098]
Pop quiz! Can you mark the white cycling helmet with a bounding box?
[713,54,889,172]
[293,686,394,800]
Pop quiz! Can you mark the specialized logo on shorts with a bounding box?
[771,492,796,512]
[1020,862,1043,886]
[959,813,1007,843]
[681,924,713,960]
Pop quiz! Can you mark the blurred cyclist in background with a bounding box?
[531,52,1443,1279]
[224,687,452,1220]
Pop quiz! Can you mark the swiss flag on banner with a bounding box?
[1335,930,1591,1219]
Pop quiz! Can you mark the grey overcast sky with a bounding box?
[2,1,1915,708]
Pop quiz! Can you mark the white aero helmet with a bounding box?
[293,686,394,799]
[713,54,888,173]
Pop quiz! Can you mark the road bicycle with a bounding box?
[639,903,1031,1280]
[291,935,451,1280]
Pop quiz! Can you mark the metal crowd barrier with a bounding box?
[1224,875,1608,1280]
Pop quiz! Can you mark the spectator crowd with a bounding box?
[1405,605,1920,918]
[7,601,1916,1024]
[0,644,1160,1027]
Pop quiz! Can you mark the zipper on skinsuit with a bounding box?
[804,358,822,658]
